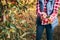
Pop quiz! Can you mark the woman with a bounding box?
[36,0,60,40]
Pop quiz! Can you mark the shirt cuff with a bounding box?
[49,12,58,22]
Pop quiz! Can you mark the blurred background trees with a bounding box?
[0,0,36,40]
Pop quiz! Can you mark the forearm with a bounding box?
[36,1,47,19]
[49,2,59,22]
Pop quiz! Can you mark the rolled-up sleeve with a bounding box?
[49,0,60,21]
[36,1,41,16]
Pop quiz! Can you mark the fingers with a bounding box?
[41,17,52,24]
[48,18,52,24]
[41,12,47,20]
[42,12,47,16]
[40,12,53,24]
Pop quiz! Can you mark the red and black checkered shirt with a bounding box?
[36,0,60,25]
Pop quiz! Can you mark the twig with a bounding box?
[20,32,31,38]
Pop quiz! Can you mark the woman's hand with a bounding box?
[40,12,47,20]
[40,12,53,25]
[48,17,53,24]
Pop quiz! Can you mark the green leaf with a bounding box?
[10,23,16,29]
[23,23,29,28]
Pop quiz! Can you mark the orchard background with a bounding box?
[0,0,60,40]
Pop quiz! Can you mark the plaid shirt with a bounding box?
[36,0,60,25]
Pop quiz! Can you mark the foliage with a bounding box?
[0,0,36,40]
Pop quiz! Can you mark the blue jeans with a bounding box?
[36,16,53,40]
